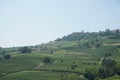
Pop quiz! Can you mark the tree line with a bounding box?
[84,58,120,80]
[55,29,120,41]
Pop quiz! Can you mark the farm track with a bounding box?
[34,63,44,69]
[103,43,120,46]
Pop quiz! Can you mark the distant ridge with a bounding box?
[55,29,120,41]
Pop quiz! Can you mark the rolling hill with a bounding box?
[0,29,120,80]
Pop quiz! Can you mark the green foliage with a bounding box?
[98,59,119,79]
[43,57,52,64]
[3,54,11,59]
[98,67,110,78]
[19,47,31,53]
[55,29,120,42]
[102,76,120,80]
[67,73,79,80]
[101,58,116,68]
[50,50,53,54]
[0,50,5,54]
[115,65,120,75]
[0,48,5,54]
[84,69,96,80]
[84,58,120,79]
[55,32,99,41]
[71,64,77,70]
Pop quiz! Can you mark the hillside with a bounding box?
[0,29,120,80]
[33,29,120,52]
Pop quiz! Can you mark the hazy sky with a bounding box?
[0,0,120,47]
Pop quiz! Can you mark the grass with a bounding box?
[0,70,61,80]
[0,51,100,79]
[0,53,43,73]
[100,76,120,80]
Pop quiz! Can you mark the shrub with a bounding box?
[3,54,11,59]
[84,69,96,80]
[19,47,31,53]
[67,73,79,80]
[43,57,52,64]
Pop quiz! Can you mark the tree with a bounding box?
[84,42,90,48]
[104,53,112,57]
[60,59,63,62]
[84,69,96,80]
[101,58,116,68]
[104,29,111,36]
[43,57,51,64]
[50,50,53,54]
[0,50,5,54]
[60,73,67,80]
[98,58,117,78]
[115,65,120,75]
[3,54,11,59]
[0,57,2,61]
[71,64,77,70]
[96,43,101,48]
[98,67,109,78]
[19,47,31,53]
[0,47,5,54]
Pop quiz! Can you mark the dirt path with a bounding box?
[34,63,44,69]
[103,43,120,46]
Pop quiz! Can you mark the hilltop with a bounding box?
[55,29,120,41]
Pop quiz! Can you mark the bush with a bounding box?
[3,54,11,59]
[98,58,118,79]
[0,50,5,54]
[84,69,96,80]
[71,64,77,70]
[19,47,31,53]
[43,57,52,64]
[0,57,2,61]
[101,58,116,68]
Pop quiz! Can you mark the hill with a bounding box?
[0,29,120,80]
[32,29,120,52]
[55,29,120,41]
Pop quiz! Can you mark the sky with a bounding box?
[0,0,120,47]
